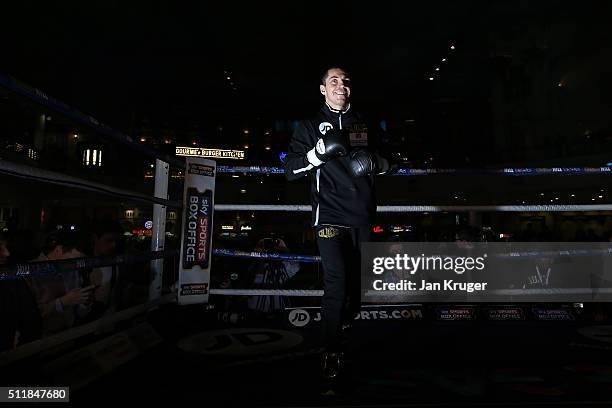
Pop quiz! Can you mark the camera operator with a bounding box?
[246,237,300,316]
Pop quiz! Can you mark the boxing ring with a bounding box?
[2,72,612,405]
[2,154,611,361]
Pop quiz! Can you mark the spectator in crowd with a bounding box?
[88,219,123,319]
[28,230,94,336]
[1,232,43,350]
[246,237,300,315]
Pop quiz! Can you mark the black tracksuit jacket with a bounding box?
[284,104,381,228]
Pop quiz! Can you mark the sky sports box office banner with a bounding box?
[178,158,215,305]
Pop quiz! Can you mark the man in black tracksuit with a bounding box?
[284,67,393,380]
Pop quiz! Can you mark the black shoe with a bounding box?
[321,351,344,380]
[340,323,352,348]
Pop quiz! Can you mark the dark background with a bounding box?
[3,0,612,167]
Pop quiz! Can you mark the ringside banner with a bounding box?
[178,158,215,305]
[362,242,612,303]
[285,304,424,328]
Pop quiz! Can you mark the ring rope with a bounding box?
[217,165,612,176]
[0,158,181,208]
[0,293,175,367]
[210,288,323,296]
[215,204,612,212]
[0,71,183,168]
[4,246,611,281]
[364,288,612,297]
[0,250,178,280]
[213,248,321,262]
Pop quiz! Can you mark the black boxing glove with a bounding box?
[348,149,377,177]
[349,150,398,177]
[306,130,348,166]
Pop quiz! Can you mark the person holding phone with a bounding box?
[28,231,94,336]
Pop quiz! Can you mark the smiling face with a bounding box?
[320,68,351,110]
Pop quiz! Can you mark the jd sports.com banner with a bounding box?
[178,158,215,305]
[362,242,612,303]
[286,305,424,328]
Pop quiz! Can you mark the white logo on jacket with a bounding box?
[319,122,333,135]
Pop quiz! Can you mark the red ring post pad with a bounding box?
[361,242,612,304]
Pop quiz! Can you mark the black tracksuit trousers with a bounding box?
[316,224,371,352]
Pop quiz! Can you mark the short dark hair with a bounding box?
[321,67,350,85]
[42,230,86,255]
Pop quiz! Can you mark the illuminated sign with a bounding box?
[176,146,245,160]
[390,225,413,233]
[132,229,153,235]
[372,226,384,233]
[145,220,153,229]
[221,225,234,230]
[240,225,252,231]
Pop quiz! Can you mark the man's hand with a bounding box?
[349,150,398,177]
[307,130,348,166]
[60,285,96,306]
[348,149,377,177]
